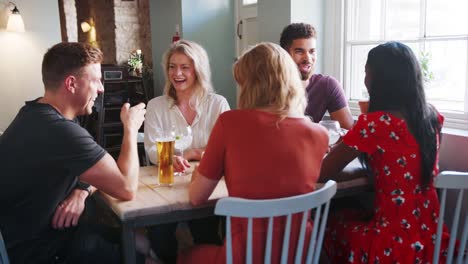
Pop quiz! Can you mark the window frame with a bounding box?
[324,0,468,130]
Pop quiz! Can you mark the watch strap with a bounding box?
[76,181,92,197]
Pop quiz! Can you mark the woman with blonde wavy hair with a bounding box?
[179,42,329,264]
[144,40,229,263]
[144,40,229,169]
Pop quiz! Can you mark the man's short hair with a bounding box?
[42,42,103,91]
[279,23,317,51]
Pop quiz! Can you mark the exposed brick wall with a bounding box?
[75,0,90,45]
[59,0,77,42]
[137,0,153,68]
[93,0,116,64]
[114,0,140,65]
[59,0,152,66]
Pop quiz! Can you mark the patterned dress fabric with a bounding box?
[325,111,450,264]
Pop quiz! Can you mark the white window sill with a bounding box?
[441,127,468,138]
[348,100,468,132]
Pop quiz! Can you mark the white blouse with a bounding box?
[144,93,230,164]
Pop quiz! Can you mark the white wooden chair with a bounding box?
[215,180,337,264]
[0,229,9,264]
[433,171,468,264]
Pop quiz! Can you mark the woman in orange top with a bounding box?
[178,42,328,263]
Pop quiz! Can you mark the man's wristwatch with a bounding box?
[76,182,92,197]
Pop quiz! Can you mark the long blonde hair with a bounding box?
[234,42,305,119]
[162,40,214,108]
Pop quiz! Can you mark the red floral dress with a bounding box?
[325,111,450,264]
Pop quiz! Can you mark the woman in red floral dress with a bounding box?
[320,41,450,263]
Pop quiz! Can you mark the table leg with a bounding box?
[122,224,136,264]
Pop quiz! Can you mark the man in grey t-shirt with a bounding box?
[280,23,354,129]
[0,42,147,263]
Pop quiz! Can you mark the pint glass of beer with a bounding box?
[156,138,175,186]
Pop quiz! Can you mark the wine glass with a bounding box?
[319,120,341,146]
[305,115,314,122]
[174,126,193,176]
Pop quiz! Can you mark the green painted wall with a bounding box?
[149,0,182,97]
[149,0,236,108]
[291,0,324,73]
[257,0,324,73]
[257,0,290,44]
[182,0,236,108]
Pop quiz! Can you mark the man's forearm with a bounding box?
[117,129,140,192]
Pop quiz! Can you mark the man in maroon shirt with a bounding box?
[280,23,354,129]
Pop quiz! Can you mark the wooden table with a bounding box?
[95,159,371,264]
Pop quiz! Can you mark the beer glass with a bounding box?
[156,129,175,186]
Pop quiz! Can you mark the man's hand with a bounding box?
[51,189,88,229]
[121,102,146,133]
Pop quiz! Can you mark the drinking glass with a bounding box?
[358,100,369,114]
[155,128,176,186]
[174,126,193,176]
[319,120,341,146]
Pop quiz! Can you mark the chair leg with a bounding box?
[318,249,331,264]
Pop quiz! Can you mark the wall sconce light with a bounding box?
[80,21,92,33]
[80,18,97,47]
[6,2,25,32]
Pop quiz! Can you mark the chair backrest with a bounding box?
[433,171,468,264]
[137,132,150,166]
[215,180,337,264]
[0,229,10,264]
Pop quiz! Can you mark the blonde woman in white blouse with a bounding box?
[144,40,230,171]
[144,40,229,263]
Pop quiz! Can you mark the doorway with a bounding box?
[235,0,258,57]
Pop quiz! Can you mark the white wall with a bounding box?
[0,0,61,132]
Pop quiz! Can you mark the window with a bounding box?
[242,0,257,5]
[342,0,468,129]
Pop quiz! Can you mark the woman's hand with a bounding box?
[183,148,204,161]
[173,155,191,173]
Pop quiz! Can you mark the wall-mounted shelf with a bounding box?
[83,65,148,165]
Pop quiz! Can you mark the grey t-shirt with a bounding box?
[304,74,348,122]
[0,98,106,262]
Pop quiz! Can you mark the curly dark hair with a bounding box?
[279,23,317,51]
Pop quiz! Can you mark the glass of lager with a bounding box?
[156,130,175,186]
